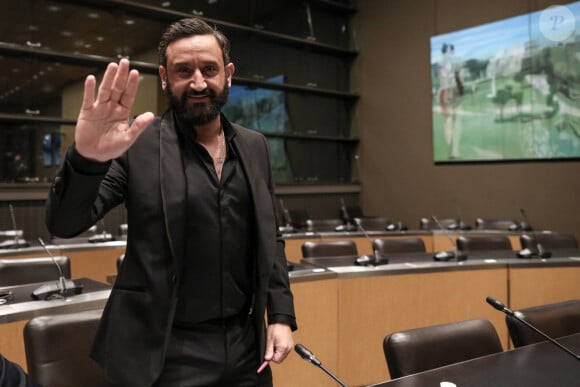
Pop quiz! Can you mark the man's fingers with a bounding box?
[109,59,131,102]
[81,75,97,110]
[127,112,155,139]
[96,62,119,104]
[119,69,141,109]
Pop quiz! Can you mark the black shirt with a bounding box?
[173,116,257,325]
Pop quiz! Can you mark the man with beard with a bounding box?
[45,18,296,387]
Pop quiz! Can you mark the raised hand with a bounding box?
[75,58,155,162]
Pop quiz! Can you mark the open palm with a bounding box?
[75,58,155,162]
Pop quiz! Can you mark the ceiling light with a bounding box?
[47,5,61,12]
[124,19,135,25]
[161,1,171,7]
[87,12,100,19]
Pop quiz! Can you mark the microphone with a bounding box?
[295,344,348,387]
[278,199,295,233]
[0,204,30,249]
[517,229,552,258]
[485,296,580,361]
[431,215,467,262]
[32,238,83,300]
[519,208,533,231]
[517,243,552,259]
[88,219,114,243]
[353,218,388,266]
[335,198,357,232]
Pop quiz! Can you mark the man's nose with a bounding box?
[189,69,207,91]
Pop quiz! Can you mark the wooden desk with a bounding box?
[332,263,509,387]
[283,231,434,262]
[370,333,580,387]
[272,268,339,387]
[0,278,110,370]
[508,259,580,309]
[0,242,125,283]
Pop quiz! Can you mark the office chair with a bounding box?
[456,235,512,253]
[506,299,580,348]
[283,209,310,231]
[520,233,578,250]
[305,218,345,232]
[23,309,111,387]
[419,217,467,230]
[118,224,128,241]
[372,238,426,255]
[339,205,364,224]
[354,217,391,231]
[0,256,71,287]
[117,254,125,272]
[51,225,98,245]
[475,218,520,231]
[383,318,503,379]
[301,240,358,258]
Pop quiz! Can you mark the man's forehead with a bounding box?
[166,35,223,64]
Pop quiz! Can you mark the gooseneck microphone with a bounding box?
[516,215,551,258]
[519,208,533,231]
[354,218,388,266]
[295,344,348,387]
[431,215,467,262]
[0,204,30,249]
[485,296,580,361]
[278,199,295,234]
[335,198,357,232]
[32,238,83,300]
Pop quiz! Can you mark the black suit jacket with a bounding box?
[46,112,296,386]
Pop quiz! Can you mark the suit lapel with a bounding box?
[159,113,186,272]
[233,128,275,280]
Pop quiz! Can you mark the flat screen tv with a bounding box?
[430,2,580,163]
[223,75,292,180]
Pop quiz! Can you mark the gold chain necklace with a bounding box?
[214,129,226,179]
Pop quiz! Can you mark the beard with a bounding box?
[166,80,229,127]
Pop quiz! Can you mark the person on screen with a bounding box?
[45,17,296,387]
[438,43,464,159]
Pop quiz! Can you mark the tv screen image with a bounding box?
[223,75,293,181]
[430,2,580,162]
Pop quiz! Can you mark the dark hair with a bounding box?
[158,18,231,68]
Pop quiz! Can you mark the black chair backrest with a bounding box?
[23,309,111,387]
[520,233,578,250]
[419,217,461,230]
[305,218,344,232]
[285,209,310,230]
[118,224,128,240]
[0,257,71,287]
[373,238,426,254]
[383,318,503,379]
[340,205,364,223]
[116,254,125,272]
[475,218,520,231]
[354,217,390,231]
[456,235,512,252]
[506,299,580,347]
[301,240,358,258]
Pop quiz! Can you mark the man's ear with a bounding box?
[226,63,235,86]
[159,65,167,90]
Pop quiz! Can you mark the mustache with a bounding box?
[184,89,215,98]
